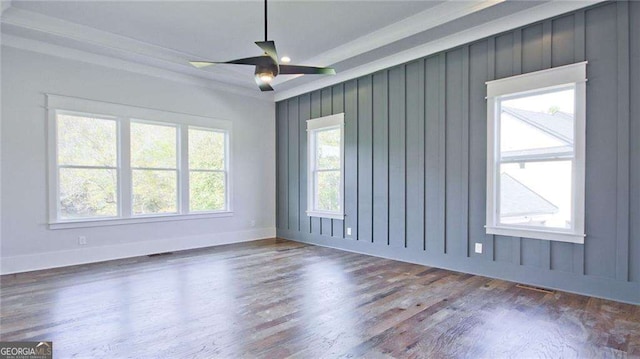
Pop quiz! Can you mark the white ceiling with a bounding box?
[1,0,602,99]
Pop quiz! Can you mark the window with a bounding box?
[56,113,119,219]
[189,128,227,212]
[47,95,231,229]
[131,122,178,215]
[307,113,344,220]
[485,62,587,243]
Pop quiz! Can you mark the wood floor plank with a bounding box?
[1,238,638,358]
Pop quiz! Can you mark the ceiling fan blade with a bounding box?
[227,56,273,66]
[255,76,274,92]
[189,61,216,68]
[255,41,278,62]
[279,65,336,75]
[190,56,272,68]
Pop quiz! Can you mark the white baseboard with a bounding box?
[0,227,276,275]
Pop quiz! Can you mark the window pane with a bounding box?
[132,170,177,215]
[315,128,340,169]
[499,161,572,229]
[499,88,575,162]
[190,171,225,211]
[59,168,117,218]
[189,129,225,170]
[131,122,177,169]
[57,114,117,167]
[315,170,340,212]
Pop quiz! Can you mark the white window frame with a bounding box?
[306,113,345,220]
[46,94,232,230]
[485,61,587,244]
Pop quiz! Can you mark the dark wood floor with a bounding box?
[1,238,639,358]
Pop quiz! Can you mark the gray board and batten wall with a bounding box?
[276,1,640,304]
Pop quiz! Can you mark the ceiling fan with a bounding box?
[190,0,336,92]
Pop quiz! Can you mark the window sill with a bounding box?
[306,211,344,220]
[49,212,234,230]
[485,226,584,244]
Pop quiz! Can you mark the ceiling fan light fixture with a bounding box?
[280,56,291,63]
[259,74,274,83]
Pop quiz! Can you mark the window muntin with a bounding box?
[307,114,344,219]
[130,122,178,215]
[188,128,227,212]
[56,113,119,219]
[485,62,586,243]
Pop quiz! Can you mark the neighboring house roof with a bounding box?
[500,173,558,217]
[502,107,573,144]
[501,106,574,162]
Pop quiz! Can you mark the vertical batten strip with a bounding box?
[332,83,345,238]
[388,66,406,249]
[387,70,391,247]
[438,53,447,254]
[372,72,389,246]
[462,46,470,257]
[616,0,630,282]
[298,95,307,235]
[344,81,358,240]
[423,61,428,252]
[404,66,409,248]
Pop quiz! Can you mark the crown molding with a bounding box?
[1,1,605,103]
[274,0,604,102]
[271,0,504,87]
[1,2,508,98]
[1,34,273,101]
[1,7,264,94]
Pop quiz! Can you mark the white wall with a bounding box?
[0,46,276,273]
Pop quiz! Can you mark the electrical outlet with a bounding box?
[78,236,87,245]
[474,242,483,254]
[346,227,352,236]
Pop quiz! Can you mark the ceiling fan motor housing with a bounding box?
[255,62,279,79]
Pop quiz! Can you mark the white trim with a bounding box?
[306,211,345,221]
[0,227,275,275]
[306,113,344,130]
[274,1,603,101]
[49,211,234,230]
[486,62,588,98]
[307,113,345,219]
[485,63,587,244]
[486,226,585,244]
